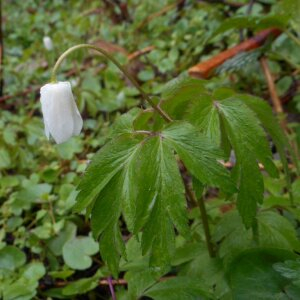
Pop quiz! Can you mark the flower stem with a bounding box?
[51,44,172,123]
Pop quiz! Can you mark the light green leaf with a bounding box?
[47,221,77,256]
[0,246,26,271]
[62,236,98,270]
[62,270,103,296]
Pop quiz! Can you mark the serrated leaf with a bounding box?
[91,172,123,239]
[99,223,125,278]
[217,98,278,227]
[186,94,221,146]
[141,196,174,275]
[238,93,299,199]
[160,76,206,119]
[274,259,300,280]
[143,276,211,300]
[74,134,142,212]
[162,121,236,194]
[258,211,300,252]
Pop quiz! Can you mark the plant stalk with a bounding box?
[51,44,172,123]
[184,181,215,258]
[107,276,116,300]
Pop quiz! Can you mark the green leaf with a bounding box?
[143,276,211,300]
[0,148,11,169]
[258,211,300,252]
[62,236,98,270]
[141,195,174,275]
[161,76,206,119]
[91,173,123,239]
[47,221,77,256]
[99,222,125,278]
[2,262,45,300]
[228,249,296,300]
[274,259,300,281]
[162,121,236,194]
[186,94,221,146]
[238,93,299,198]
[217,98,278,227]
[211,15,288,39]
[137,136,189,273]
[0,246,26,271]
[62,270,103,296]
[74,134,142,212]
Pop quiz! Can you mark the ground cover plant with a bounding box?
[0,0,300,299]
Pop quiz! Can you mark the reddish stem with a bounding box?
[108,276,117,300]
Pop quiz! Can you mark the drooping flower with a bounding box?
[40,82,83,144]
[43,36,53,51]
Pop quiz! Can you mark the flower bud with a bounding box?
[43,36,53,51]
[40,82,83,144]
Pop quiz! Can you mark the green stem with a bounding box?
[184,180,215,258]
[51,44,172,123]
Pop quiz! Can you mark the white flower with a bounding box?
[43,36,53,51]
[40,82,83,144]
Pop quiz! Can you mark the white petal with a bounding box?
[71,100,83,136]
[40,81,82,144]
[43,36,53,51]
[44,120,50,139]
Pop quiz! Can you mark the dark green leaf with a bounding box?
[74,134,142,212]
[217,98,278,226]
[228,249,296,300]
[162,121,236,194]
[143,276,211,300]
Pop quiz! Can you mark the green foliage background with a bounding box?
[0,0,300,299]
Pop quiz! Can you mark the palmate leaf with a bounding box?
[75,120,235,275]
[185,91,281,228]
[238,94,300,200]
[162,121,236,195]
[218,98,278,227]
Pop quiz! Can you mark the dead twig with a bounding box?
[127,46,155,61]
[189,28,282,79]
[260,56,283,114]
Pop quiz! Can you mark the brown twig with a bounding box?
[128,46,155,61]
[189,28,282,79]
[260,56,283,114]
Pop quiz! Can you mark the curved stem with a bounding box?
[51,44,172,123]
